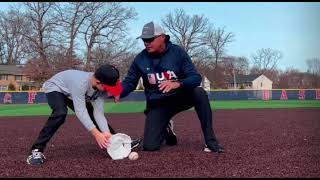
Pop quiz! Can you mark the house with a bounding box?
[0,64,39,91]
[227,74,273,90]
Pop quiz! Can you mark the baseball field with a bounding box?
[0,100,319,177]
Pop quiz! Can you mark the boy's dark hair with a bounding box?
[94,64,119,86]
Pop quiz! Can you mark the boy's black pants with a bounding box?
[142,87,219,151]
[31,91,115,152]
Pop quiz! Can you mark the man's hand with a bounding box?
[91,128,110,149]
[104,81,123,103]
[113,95,120,103]
[158,81,181,93]
[107,92,120,103]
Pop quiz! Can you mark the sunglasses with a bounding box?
[142,35,161,43]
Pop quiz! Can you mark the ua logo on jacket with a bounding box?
[147,70,178,85]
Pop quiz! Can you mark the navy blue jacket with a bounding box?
[121,41,202,101]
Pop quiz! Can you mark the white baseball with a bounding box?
[128,151,139,160]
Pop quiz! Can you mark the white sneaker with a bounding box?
[26,149,46,165]
[203,144,225,153]
[203,144,212,152]
[165,120,177,146]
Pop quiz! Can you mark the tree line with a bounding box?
[0,2,319,89]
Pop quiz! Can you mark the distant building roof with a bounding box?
[228,74,262,83]
[0,64,26,75]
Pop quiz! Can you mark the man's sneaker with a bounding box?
[165,120,177,146]
[26,149,46,165]
[131,138,142,150]
[204,143,225,153]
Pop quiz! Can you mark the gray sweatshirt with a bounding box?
[42,70,110,133]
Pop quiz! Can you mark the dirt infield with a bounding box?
[0,108,319,178]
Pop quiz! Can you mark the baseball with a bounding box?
[128,151,139,160]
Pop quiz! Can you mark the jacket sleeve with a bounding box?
[179,49,202,88]
[121,58,142,98]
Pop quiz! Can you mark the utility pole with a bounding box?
[233,68,237,89]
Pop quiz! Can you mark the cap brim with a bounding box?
[136,35,156,39]
[103,80,123,97]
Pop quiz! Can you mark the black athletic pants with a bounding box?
[142,87,219,151]
[31,91,116,152]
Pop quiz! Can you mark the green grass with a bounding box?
[0,100,319,117]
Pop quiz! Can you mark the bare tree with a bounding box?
[277,68,307,89]
[306,57,320,75]
[0,38,4,64]
[110,51,136,80]
[19,2,62,82]
[191,46,214,73]
[23,57,53,83]
[82,2,137,70]
[90,39,137,71]
[23,48,84,84]
[161,8,209,59]
[251,48,282,73]
[54,2,98,62]
[235,57,250,75]
[22,2,58,67]
[205,26,235,67]
[0,21,6,64]
[160,8,236,88]
[306,57,320,88]
[214,56,249,89]
[0,9,29,64]
[221,56,249,77]
[192,48,212,74]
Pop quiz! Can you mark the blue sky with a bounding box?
[1,2,319,72]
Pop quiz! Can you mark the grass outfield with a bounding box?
[0,100,319,117]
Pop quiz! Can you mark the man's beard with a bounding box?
[92,86,98,90]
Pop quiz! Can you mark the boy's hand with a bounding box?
[91,128,110,149]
